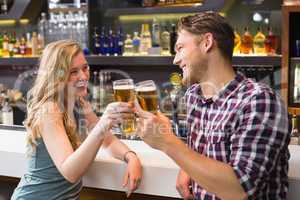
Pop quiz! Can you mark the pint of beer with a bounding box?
[135,80,159,114]
[113,79,135,136]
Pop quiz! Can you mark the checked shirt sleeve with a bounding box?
[229,90,289,199]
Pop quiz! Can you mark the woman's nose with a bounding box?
[78,68,89,80]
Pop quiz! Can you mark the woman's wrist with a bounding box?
[90,122,107,139]
[123,150,137,163]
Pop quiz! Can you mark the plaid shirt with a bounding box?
[185,73,290,200]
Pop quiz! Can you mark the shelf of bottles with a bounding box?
[0,5,88,59]
[105,0,223,16]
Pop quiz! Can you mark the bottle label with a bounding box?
[132,39,140,46]
[2,42,8,50]
[8,44,14,51]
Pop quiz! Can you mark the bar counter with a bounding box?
[0,128,300,199]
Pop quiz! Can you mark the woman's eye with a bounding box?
[70,70,78,75]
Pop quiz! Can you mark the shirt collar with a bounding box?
[185,72,246,106]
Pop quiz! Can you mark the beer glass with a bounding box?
[113,79,136,137]
[135,80,159,114]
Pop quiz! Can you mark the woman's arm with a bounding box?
[103,134,142,197]
[39,102,105,183]
[81,99,142,196]
[40,102,132,183]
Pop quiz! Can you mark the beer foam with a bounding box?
[135,86,156,92]
[113,85,134,90]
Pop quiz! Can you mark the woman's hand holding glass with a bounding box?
[94,102,135,139]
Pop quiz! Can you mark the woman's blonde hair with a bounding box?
[25,40,83,150]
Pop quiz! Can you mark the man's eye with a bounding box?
[83,66,89,71]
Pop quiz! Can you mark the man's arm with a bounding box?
[137,91,289,200]
[163,131,246,200]
[136,111,246,200]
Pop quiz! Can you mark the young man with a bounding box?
[135,11,289,199]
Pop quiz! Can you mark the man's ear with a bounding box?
[202,33,214,53]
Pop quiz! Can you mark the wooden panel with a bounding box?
[281,5,300,107]
[288,107,300,115]
[281,5,289,106]
[80,187,180,200]
[0,176,180,200]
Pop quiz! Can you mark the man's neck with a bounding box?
[200,56,235,99]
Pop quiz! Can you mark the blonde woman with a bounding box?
[11,40,142,199]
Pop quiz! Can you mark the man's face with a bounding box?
[173,30,208,86]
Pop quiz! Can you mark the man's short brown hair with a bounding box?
[178,11,234,61]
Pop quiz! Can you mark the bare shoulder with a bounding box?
[37,102,64,132]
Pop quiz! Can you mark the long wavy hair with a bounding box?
[25,40,83,150]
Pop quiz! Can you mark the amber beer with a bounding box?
[113,79,135,136]
[135,81,158,113]
[114,86,135,103]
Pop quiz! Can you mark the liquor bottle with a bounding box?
[114,27,124,56]
[132,31,141,56]
[99,27,106,56]
[2,98,13,125]
[240,27,253,54]
[93,27,101,55]
[233,29,241,55]
[253,27,266,55]
[166,0,175,4]
[152,18,160,47]
[161,25,171,56]
[107,27,115,56]
[142,0,157,7]
[8,32,16,57]
[123,34,133,56]
[2,32,9,57]
[25,32,32,57]
[157,0,166,6]
[37,33,45,55]
[19,35,26,57]
[102,27,109,56]
[139,24,152,55]
[294,64,300,103]
[0,33,3,57]
[31,32,39,57]
[13,38,21,57]
[290,114,300,145]
[264,27,277,55]
[38,12,48,45]
[170,24,177,55]
[92,71,100,112]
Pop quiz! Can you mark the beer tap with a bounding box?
[169,72,182,137]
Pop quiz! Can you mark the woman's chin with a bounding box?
[75,88,88,97]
